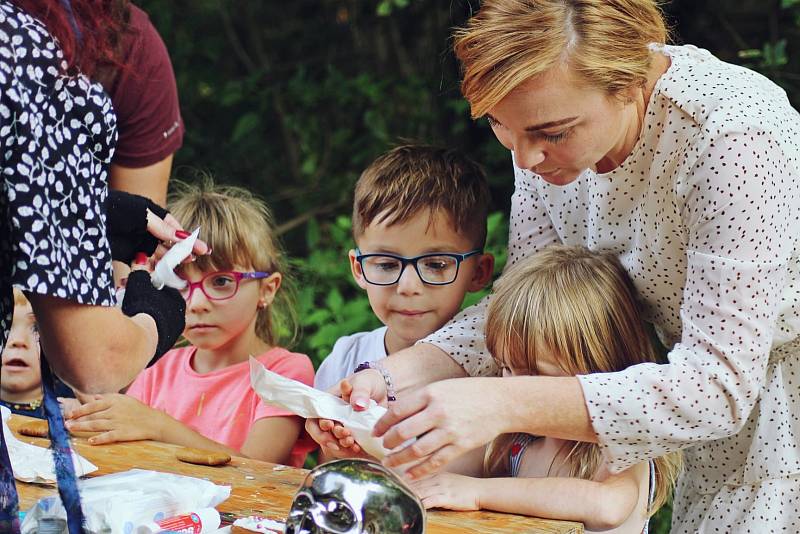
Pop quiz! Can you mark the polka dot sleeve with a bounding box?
[578,129,798,472]
[421,162,560,377]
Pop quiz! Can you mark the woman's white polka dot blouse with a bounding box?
[424,44,800,532]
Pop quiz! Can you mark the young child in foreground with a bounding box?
[313,144,495,390]
[1,289,75,418]
[0,289,42,417]
[309,145,494,457]
[410,245,682,533]
[64,179,315,467]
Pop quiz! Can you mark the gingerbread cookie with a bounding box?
[17,420,49,438]
[175,447,231,466]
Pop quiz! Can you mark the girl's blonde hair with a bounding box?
[453,0,668,118]
[484,245,681,515]
[168,177,297,347]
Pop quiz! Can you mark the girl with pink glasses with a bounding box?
[64,179,315,467]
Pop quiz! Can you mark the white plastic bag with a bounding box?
[21,468,231,534]
[0,406,97,483]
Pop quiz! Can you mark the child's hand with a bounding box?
[409,473,482,511]
[305,419,374,460]
[63,393,167,445]
[57,397,83,416]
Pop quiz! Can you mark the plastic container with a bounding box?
[36,517,66,534]
[136,508,220,534]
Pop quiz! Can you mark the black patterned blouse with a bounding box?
[0,0,117,355]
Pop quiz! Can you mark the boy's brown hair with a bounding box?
[352,144,491,247]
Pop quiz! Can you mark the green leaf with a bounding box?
[325,288,345,313]
[376,0,391,16]
[306,218,321,249]
[737,48,762,60]
[230,112,260,143]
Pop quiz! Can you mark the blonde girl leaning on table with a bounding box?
[410,246,681,533]
[64,179,316,467]
[319,1,800,532]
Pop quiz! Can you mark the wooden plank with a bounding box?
[9,415,582,533]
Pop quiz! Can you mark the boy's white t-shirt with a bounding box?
[314,326,388,392]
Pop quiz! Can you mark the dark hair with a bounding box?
[11,0,131,77]
[352,144,491,248]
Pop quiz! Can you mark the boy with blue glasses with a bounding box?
[314,145,494,392]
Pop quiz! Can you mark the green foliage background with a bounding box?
[136,1,799,531]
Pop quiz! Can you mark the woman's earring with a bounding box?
[257,300,266,309]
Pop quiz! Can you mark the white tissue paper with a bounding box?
[0,406,97,484]
[150,227,200,290]
[249,357,391,459]
[232,516,285,533]
[21,468,231,534]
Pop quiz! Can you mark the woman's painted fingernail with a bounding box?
[175,230,191,239]
[354,399,368,410]
[134,253,148,265]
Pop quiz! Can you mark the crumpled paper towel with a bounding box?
[150,227,200,290]
[1,406,97,483]
[249,357,390,459]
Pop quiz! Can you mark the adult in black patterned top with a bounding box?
[0,2,207,530]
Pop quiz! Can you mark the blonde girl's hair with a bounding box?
[484,245,681,516]
[167,177,297,348]
[453,0,669,118]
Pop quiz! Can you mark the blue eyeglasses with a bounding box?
[355,248,482,286]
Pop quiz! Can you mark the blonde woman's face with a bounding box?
[485,65,635,185]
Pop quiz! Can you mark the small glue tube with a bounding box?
[136,508,220,534]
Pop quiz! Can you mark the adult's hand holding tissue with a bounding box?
[105,190,209,264]
[249,358,392,460]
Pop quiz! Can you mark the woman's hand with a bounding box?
[106,190,209,265]
[374,377,511,479]
[410,473,483,511]
[63,393,169,445]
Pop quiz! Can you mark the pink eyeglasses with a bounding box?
[179,271,270,301]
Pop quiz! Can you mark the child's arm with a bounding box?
[64,394,238,456]
[411,467,642,531]
[239,416,302,465]
[65,394,304,464]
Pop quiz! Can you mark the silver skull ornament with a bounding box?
[285,459,425,534]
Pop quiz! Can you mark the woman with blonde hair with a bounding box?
[411,246,681,532]
[316,0,800,531]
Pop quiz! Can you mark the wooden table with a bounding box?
[9,415,582,533]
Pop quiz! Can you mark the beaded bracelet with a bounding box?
[354,361,397,402]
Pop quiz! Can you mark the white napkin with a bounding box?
[1,406,97,484]
[150,227,200,290]
[249,357,390,459]
[231,517,284,533]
